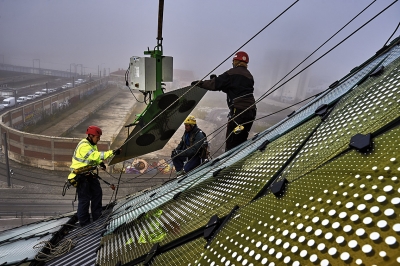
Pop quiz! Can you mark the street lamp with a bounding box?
[76,64,83,76]
[98,63,105,78]
[33,59,40,68]
[70,63,76,77]
[82,66,89,75]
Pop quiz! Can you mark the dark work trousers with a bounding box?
[76,173,103,227]
[172,155,202,173]
[226,108,256,151]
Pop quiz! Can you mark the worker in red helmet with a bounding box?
[191,51,257,151]
[68,125,121,227]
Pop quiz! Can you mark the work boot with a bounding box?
[176,170,186,177]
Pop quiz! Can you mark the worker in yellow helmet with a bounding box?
[171,115,208,176]
[68,125,121,227]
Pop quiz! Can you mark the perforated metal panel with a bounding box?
[281,57,400,182]
[150,237,206,265]
[260,45,400,143]
[195,125,400,266]
[110,85,206,164]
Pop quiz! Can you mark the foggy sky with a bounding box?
[0,0,399,89]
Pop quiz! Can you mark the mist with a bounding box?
[0,0,399,101]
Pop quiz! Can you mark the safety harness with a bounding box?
[62,139,114,197]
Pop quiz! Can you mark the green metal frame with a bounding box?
[130,0,165,127]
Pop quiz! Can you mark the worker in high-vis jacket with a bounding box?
[68,125,121,227]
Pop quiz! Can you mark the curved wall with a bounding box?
[0,80,111,171]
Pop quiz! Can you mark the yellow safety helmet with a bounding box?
[184,115,196,125]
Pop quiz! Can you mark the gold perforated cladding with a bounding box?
[282,59,400,182]
[96,118,320,265]
[196,125,400,266]
[150,238,206,266]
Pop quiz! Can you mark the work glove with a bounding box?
[99,162,106,171]
[113,148,121,155]
[191,80,203,87]
[210,74,217,79]
[171,149,177,158]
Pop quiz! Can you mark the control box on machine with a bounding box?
[129,56,173,92]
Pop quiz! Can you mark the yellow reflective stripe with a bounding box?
[72,139,95,164]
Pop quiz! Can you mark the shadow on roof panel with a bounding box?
[150,237,206,265]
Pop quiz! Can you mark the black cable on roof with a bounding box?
[384,22,400,46]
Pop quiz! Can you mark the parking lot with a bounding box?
[0,70,93,113]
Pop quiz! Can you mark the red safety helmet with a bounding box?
[233,51,249,63]
[86,125,102,136]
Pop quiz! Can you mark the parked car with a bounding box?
[41,89,48,94]
[34,91,43,97]
[16,96,28,104]
[2,97,16,107]
[66,83,73,88]
[61,85,67,89]
[27,94,36,100]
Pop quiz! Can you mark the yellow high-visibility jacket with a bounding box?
[68,138,114,180]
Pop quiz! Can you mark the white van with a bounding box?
[2,97,15,107]
[17,96,28,104]
[27,94,36,100]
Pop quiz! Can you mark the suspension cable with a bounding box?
[117,0,300,149]
[264,0,376,96]
[384,21,400,46]
[115,0,398,187]
[223,0,398,137]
